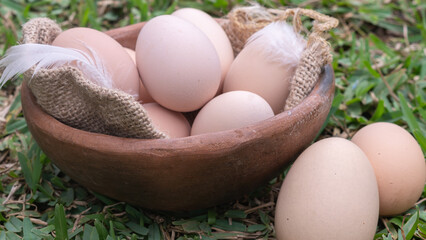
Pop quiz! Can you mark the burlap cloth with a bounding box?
[20,6,337,139]
[22,18,166,139]
[221,6,339,110]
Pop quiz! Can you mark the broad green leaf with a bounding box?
[125,205,142,220]
[37,183,55,201]
[68,227,83,239]
[82,224,99,240]
[5,221,20,232]
[38,225,55,234]
[125,221,149,235]
[50,177,66,190]
[370,100,385,121]
[109,221,116,240]
[92,193,116,205]
[402,208,420,240]
[382,233,393,240]
[224,210,247,219]
[5,118,27,134]
[80,214,105,225]
[23,217,38,240]
[94,219,108,240]
[18,152,34,190]
[199,222,211,235]
[212,232,244,239]
[213,219,246,232]
[258,210,270,225]
[9,217,22,229]
[4,232,21,240]
[399,93,426,152]
[397,229,403,240]
[420,59,426,83]
[363,60,380,78]
[315,92,344,141]
[369,33,397,58]
[182,220,200,233]
[54,204,68,240]
[418,223,426,235]
[17,149,42,192]
[416,97,426,121]
[208,208,217,225]
[0,212,6,222]
[390,217,403,228]
[148,223,162,240]
[355,80,376,99]
[60,188,74,207]
[247,224,267,233]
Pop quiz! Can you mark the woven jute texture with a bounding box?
[222,6,338,111]
[22,18,166,139]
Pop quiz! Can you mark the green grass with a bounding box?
[0,0,425,239]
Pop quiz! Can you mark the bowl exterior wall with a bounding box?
[21,22,335,211]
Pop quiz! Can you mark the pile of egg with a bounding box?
[52,8,306,138]
[274,122,425,240]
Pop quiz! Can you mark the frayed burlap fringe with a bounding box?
[22,18,166,139]
[222,6,338,111]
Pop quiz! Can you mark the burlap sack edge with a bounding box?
[22,18,167,139]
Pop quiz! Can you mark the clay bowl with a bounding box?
[21,21,335,212]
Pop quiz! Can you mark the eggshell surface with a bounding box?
[136,15,221,112]
[191,91,274,135]
[123,47,154,103]
[223,22,305,114]
[172,8,234,93]
[143,103,190,138]
[351,122,426,216]
[275,137,379,240]
[52,27,140,99]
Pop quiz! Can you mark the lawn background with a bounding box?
[0,0,425,239]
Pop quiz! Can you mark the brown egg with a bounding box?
[143,103,190,138]
[351,122,426,216]
[52,27,140,99]
[136,15,221,112]
[191,91,274,135]
[123,47,154,103]
[223,21,306,114]
[172,8,234,94]
[275,137,379,240]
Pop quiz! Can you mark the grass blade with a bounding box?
[94,219,108,240]
[54,204,69,240]
[370,99,385,121]
[369,33,397,58]
[108,221,116,240]
[224,210,247,219]
[208,208,217,225]
[402,207,419,240]
[148,223,162,240]
[314,92,344,141]
[398,93,426,152]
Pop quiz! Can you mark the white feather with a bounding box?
[0,43,113,88]
[245,21,306,67]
